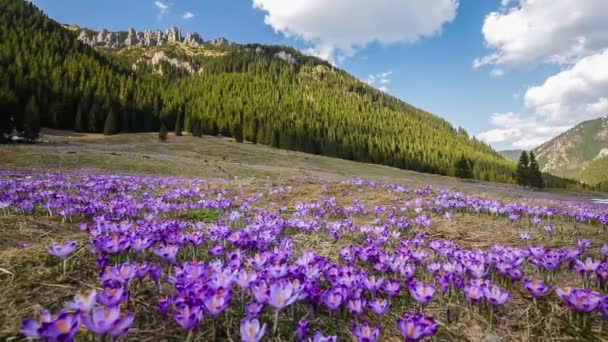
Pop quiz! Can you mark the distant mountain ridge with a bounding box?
[498,149,523,162]
[533,116,608,184]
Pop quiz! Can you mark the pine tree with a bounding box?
[74,103,86,132]
[516,151,530,186]
[455,156,473,179]
[528,152,545,188]
[103,109,117,135]
[23,96,40,142]
[175,111,183,136]
[158,122,168,141]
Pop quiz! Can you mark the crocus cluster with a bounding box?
[2,170,606,341]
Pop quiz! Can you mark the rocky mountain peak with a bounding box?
[74,26,212,48]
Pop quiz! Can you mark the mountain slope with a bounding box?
[499,150,524,162]
[534,116,608,183]
[1,0,516,184]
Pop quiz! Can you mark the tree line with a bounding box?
[0,0,597,191]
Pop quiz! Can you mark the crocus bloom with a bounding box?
[37,311,81,342]
[383,279,401,297]
[573,257,601,277]
[21,310,52,339]
[268,281,299,310]
[310,331,337,342]
[408,281,435,305]
[352,322,381,342]
[369,298,389,315]
[240,318,267,342]
[522,278,551,298]
[483,285,510,306]
[519,232,530,242]
[397,312,438,342]
[203,291,231,316]
[96,287,127,307]
[297,320,308,341]
[464,285,484,304]
[46,241,77,260]
[154,245,179,264]
[322,288,343,311]
[556,287,603,313]
[65,290,98,313]
[172,303,203,331]
[347,299,366,316]
[245,302,264,318]
[108,312,134,337]
[83,306,121,336]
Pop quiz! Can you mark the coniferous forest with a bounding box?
[0,0,590,189]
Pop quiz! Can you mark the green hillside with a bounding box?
[534,116,608,184]
[0,0,573,186]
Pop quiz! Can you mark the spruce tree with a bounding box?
[103,109,117,135]
[455,156,473,179]
[175,111,183,136]
[23,96,40,142]
[528,152,545,188]
[158,122,168,141]
[516,151,530,186]
[74,103,86,132]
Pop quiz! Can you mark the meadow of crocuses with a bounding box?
[1,169,608,341]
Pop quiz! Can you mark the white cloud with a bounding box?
[490,68,504,77]
[252,0,458,62]
[366,71,392,92]
[474,0,608,68]
[524,49,608,124]
[155,1,169,20]
[182,12,194,20]
[476,112,572,149]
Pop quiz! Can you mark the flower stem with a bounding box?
[273,310,280,336]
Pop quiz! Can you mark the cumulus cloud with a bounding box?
[476,112,571,150]
[252,0,458,62]
[366,71,392,92]
[474,0,608,68]
[154,1,169,20]
[524,49,608,124]
[182,12,194,20]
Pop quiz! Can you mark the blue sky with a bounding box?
[31,0,608,150]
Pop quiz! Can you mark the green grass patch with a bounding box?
[179,208,221,222]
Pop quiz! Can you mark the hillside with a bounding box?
[534,116,608,184]
[1,0,518,184]
[498,149,523,162]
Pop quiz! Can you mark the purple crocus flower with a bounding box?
[556,287,603,313]
[172,303,203,331]
[382,279,401,297]
[573,257,601,277]
[352,322,381,342]
[322,288,343,311]
[46,241,77,260]
[347,298,366,316]
[203,290,231,316]
[369,298,389,315]
[96,287,127,307]
[408,281,435,305]
[522,278,552,299]
[245,301,264,318]
[83,306,121,336]
[519,232,530,242]
[22,310,81,341]
[464,285,484,304]
[309,331,337,342]
[483,285,510,306]
[240,318,267,342]
[297,320,309,341]
[65,290,97,313]
[543,224,553,235]
[397,312,438,342]
[39,311,81,342]
[21,310,52,339]
[363,275,384,293]
[268,281,300,310]
[154,245,179,264]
